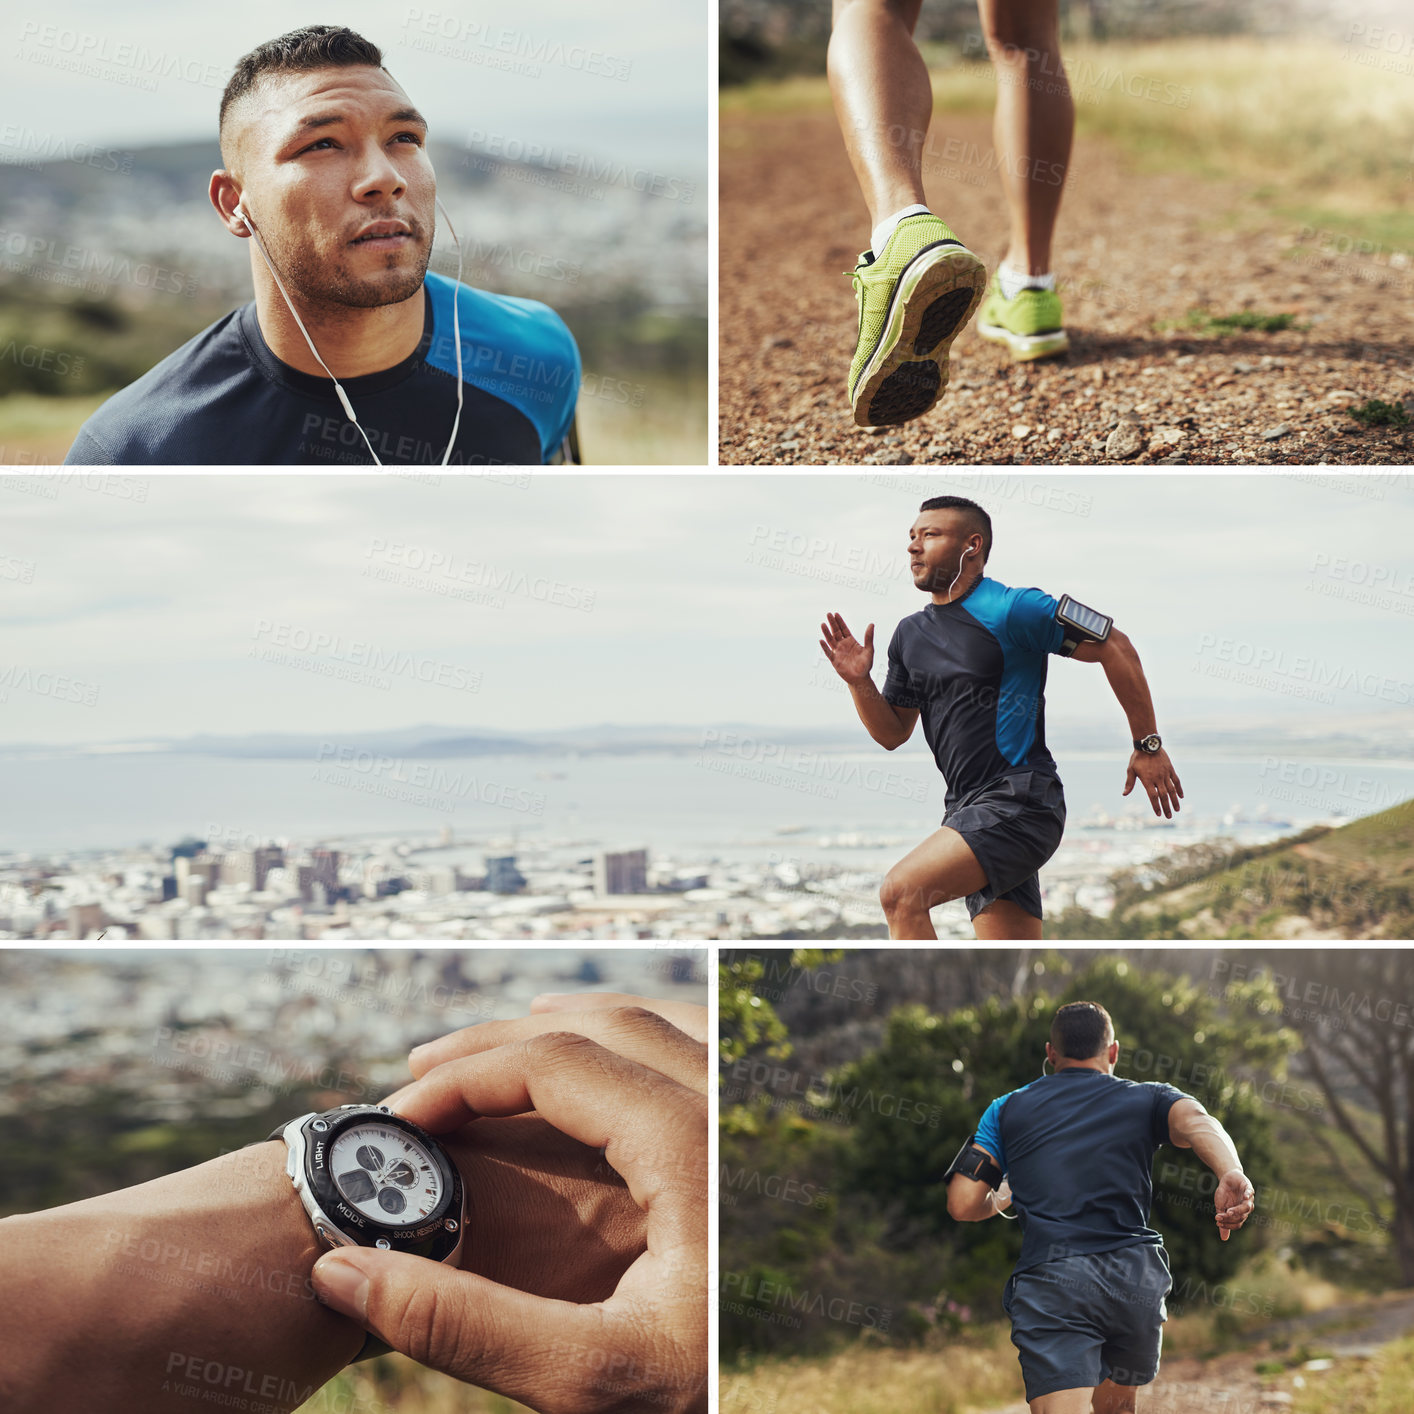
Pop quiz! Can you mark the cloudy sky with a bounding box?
[2,0,704,172]
[3,472,1412,748]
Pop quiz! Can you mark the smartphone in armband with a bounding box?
[1055,594,1113,657]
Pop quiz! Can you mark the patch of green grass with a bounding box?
[1348,399,1410,429]
[1159,308,1302,335]
[1277,206,1414,258]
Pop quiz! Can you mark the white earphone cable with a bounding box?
[236,197,465,467]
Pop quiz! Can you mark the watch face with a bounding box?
[329,1121,444,1227]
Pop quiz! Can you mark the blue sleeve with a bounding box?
[1004,586,1067,656]
[975,1095,1008,1173]
[427,275,581,464]
[882,624,919,708]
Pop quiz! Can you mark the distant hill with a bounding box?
[1053,800,1414,939]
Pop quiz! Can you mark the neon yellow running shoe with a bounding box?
[846,214,988,428]
[976,275,1069,361]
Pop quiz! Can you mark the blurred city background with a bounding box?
[2,473,1411,939]
[0,1,707,464]
[720,947,1414,1414]
[0,945,707,1412]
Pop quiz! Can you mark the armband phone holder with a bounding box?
[944,1133,1003,1190]
[1055,594,1113,657]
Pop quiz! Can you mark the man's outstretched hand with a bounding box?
[314,999,707,1413]
[1124,747,1184,819]
[1213,1169,1255,1241]
[820,612,874,684]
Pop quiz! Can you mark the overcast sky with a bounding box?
[3,472,1412,748]
[2,1,704,171]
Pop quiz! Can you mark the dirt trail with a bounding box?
[719,110,1414,467]
[979,1291,1414,1413]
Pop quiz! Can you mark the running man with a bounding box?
[66,26,580,465]
[818,495,1182,940]
[830,0,1072,427]
[945,1001,1255,1413]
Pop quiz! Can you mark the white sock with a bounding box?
[998,260,1056,300]
[870,204,931,257]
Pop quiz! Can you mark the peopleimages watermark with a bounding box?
[250,619,482,693]
[0,665,100,706]
[861,471,1095,519]
[1306,551,1414,617]
[0,123,134,175]
[724,1057,944,1128]
[16,22,225,91]
[746,523,909,596]
[361,537,597,612]
[1192,634,1412,706]
[697,729,928,804]
[311,742,546,816]
[162,1351,314,1412]
[399,9,632,81]
[262,948,505,1020]
[720,1162,830,1210]
[719,1271,891,1332]
[1254,756,1403,814]
[737,951,879,1006]
[959,36,1191,107]
[463,131,697,205]
[1211,956,1414,1032]
[0,552,36,583]
[0,227,199,298]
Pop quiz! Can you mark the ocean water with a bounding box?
[4,748,1412,863]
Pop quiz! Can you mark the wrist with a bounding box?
[2,1142,364,1414]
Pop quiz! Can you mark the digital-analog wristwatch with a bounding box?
[271,1104,467,1359]
[1133,733,1163,755]
[274,1103,466,1260]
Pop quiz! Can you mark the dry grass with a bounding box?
[720,1330,1025,1414]
[723,37,1414,236]
[1292,1336,1414,1414]
[294,1361,534,1413]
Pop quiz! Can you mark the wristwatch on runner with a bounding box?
[1133,733,1162,755]
[271,1103,467,1360]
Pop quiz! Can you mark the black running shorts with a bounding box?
[941,769,1066,920]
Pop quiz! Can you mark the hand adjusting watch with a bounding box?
[271,1103,467,1360]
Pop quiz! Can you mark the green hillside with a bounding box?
[1053,800,1414,939]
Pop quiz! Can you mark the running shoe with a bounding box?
[976,274,1069,361]
[846,214,988,428]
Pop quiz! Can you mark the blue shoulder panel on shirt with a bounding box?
[975,1083,1032,1174]
[960,579,1057,764]
[423,272,580,462]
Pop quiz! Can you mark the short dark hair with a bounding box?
[1050,1001,1114,1059]
[919,495,992,563]
[220,26,386,136]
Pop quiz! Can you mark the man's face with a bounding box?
[907,509,979,594]
[225,65,435,310]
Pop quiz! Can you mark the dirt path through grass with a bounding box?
[719,110,1413,467]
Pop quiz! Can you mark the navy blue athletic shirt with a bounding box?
[882,575,1072,806]
[65,272,579,466]
[975,1069,1189,1273]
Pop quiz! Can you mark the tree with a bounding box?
[1266,950,1414,1285]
